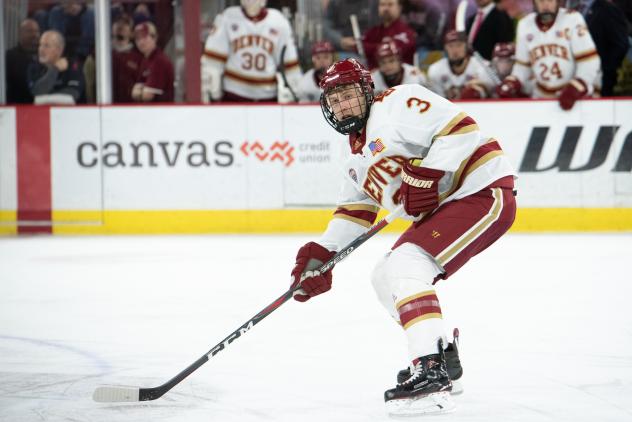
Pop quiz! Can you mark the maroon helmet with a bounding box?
[311,40,335,56]
[492,42,516,59]
[375,40,400,61]
[443,30,467,45]
[319,58,374,135]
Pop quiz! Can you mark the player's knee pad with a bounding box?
[371,252,393,311]
[371,243,443,320]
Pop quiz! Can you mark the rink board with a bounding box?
[1,99,631,234]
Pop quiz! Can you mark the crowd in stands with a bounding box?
[5,0,174,105]
[4,0,632,107]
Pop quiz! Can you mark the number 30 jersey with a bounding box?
[203,6,301,100]
[332,84,516,228]
[511,8,600,98]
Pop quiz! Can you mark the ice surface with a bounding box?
[1,233,631,422]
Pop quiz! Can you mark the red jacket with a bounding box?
[363,18,417,69]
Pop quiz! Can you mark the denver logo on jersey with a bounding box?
[368,139,386,156]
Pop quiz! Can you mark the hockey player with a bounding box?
[491,42,515,82]
[289,58,516,415]
[201,0,301,102]
[496,0,601,110]
[297,41,335,103]
[428,30,496,100]
[370,40,427,95]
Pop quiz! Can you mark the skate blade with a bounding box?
[450,380,464,395]
[386,391,456,416]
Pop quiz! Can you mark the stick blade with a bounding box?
[93,386,140,402]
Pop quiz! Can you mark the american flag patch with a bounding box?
[368,139,386,156]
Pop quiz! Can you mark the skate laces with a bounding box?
[400,362,424,386]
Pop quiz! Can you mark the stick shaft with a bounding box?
[97,206,403,402]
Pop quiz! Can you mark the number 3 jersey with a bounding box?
[203,6,301,100]
[511,8,601,98]
[329,84,516,234]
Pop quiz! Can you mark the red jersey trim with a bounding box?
[203,49,228,62]
[574,49,598,62]
[333,204,379,227]
[439,139,504,202]
[224,70,277,85]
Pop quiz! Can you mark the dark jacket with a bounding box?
[5,45,37,103]
[585,0,630,96]
[466,6,514,61]
[27,59,85,103]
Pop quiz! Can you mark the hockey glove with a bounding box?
[460,84,485,99]
[400,159,445,217]
[496,76,522,98]
[290,242,336,302]
[558,78,587,111]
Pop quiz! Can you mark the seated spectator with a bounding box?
[491,42,515,81]
[28,30,84,104]
[322,0,379,56]
[112,16,140,103]
[466,0,514,61]
[579,0,629,96]
[131,22,174,102]
[297,41,335,102]
[371,40,427,94]
[363,0,417,69]
[6,19,40,104]
[427,30,496,100]
[47,1,95,62]
[402,0,444,51]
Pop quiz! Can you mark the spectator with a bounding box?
[497,0,601,110]
[402,0,445,51]
[47,1,95,62]
[363,0,417,69]
[491,42,515,81]
[371,40,427,94]
[201,0,301,103]
[579,0,630,96]
[6,19,40,104]
[322,0,379,55]
[297,41,335,102]
[427,30,496,100]
[112,17,140,103]
[131,22,174,102]
[28,30,84,104]
[466,0,514,61]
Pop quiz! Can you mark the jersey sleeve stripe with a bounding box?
[434,112,468,138]
[203,49,228,62]
[439,139,504,201]
[574,49,598,62]
[284,60,300,70]
[333,205,379,227]
[224,70,277,85]
[447,115,479,136]
[515,59,530,67]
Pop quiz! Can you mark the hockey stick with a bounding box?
[93,206,404,403]
[350,14,367,65]
[278,45,299,102]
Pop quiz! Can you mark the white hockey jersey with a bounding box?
[427,56,496,100]
[297,68,322,103]
[318,84,516,251]
[371,63,428,95]
[511,8,601,98]
[202,7,302,100]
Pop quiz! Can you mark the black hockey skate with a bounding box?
[384,341,455,415]
[396,328,463,394]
